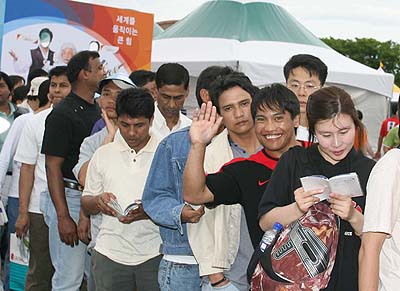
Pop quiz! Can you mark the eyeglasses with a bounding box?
[287,82,320,93]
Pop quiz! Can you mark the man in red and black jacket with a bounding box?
[183,83,300,249]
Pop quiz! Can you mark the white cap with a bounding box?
[98,73,136,92]
[28,76,48,96]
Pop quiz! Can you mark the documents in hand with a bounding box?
[300,172,363,201]
[107,199,141,218]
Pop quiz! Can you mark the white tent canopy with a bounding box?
[151,1,394,149]
[152,38,393,97]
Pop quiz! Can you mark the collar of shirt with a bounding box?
[0,102,16,120]
[39,46,49,60]
[153,102,183,131]
[113,133,159,156]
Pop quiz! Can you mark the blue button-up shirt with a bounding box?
[142,127,194,256]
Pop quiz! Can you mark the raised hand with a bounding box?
[8,49,18,61]
[102,109,118,145]
[190,101,223,145]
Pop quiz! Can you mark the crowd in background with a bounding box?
[0,49,398,291]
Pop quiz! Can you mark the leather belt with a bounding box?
[63,180,84,191]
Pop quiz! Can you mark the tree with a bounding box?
[321,37,400,85]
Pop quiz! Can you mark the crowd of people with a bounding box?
[0,50,398,291]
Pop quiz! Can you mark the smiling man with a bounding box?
[183,84,300,283]
[151,63,192,140]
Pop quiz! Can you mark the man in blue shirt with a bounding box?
[142,66,233,291]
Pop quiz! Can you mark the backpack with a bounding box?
[250,202,339,291]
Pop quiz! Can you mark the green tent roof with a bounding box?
[156,0,328,48]
[153,23,164,38]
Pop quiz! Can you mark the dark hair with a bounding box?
[155,63,189,90]
[0,71,12,91]
[251,83,300,120]
[49,66,68,79]
[116,88,155,119]
[284,54,328,86]
[27,69,48,86]
[129,70,155,87]
[39,28,53,42]
[9,75,25,89]
[209,72,258,113]
[195,66,234,107]
[67,50,100,84]
[11,85,29,104]
[37,79,50,107]
[356,109,363,121]
[306,86,364,145]
[390,101,398,116]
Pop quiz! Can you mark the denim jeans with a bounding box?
[45,188,87,291]
[158,258,201,291]
[3,197,18,291]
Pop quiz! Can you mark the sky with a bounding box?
[78,0,400,43]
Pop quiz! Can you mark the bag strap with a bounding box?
[259,242,292,284]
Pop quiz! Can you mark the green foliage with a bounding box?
[321,37,400,85]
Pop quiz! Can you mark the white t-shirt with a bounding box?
[83,135,161,265]
[14,108,52,213]
[150,104,192,141]
[364,148,400,291]
[0,113,33,198]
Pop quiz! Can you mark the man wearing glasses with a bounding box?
[283,54,328,146]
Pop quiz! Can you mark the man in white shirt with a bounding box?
[0,76,49,291]
[359,136,400,290]
[151,63,192,141]
[14,66,70,290]
[81,88,161,291]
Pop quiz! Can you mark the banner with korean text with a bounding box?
[1,0,154,79]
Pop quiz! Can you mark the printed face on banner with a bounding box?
[1,0,154,80]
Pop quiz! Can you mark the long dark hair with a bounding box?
[306,86,364,146]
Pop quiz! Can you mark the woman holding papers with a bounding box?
[258,86,375,291]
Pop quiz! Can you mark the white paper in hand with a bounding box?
[107,198,141,218]
[300,172,363,202]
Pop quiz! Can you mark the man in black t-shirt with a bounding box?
[183,83,300,247]
[41,50,104,291]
